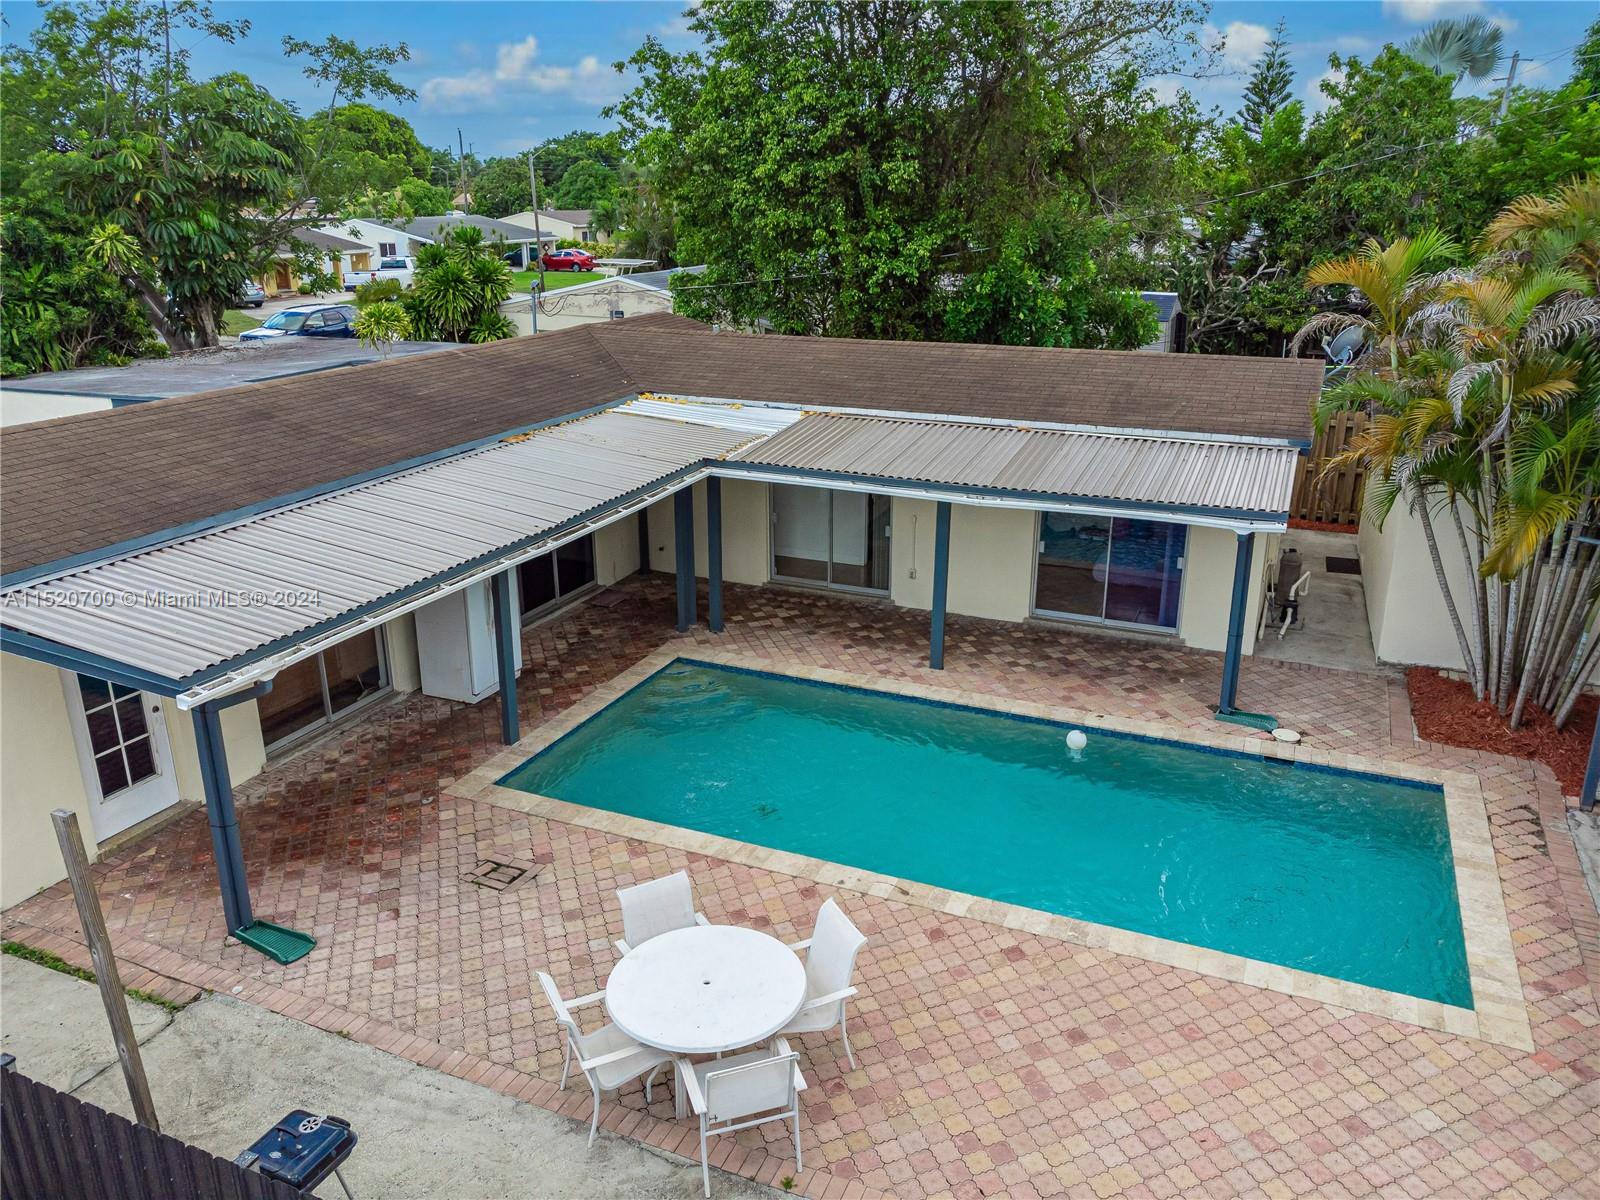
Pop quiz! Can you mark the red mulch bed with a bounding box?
[1406,667,1596,795]
[1289,518,1358,534]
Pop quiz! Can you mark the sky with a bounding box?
[0,0,1593,158]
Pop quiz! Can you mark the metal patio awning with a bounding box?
[725,412,1299,526]
[0,405,790,704]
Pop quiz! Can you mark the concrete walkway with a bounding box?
[0,958,776,1200]
[1254,527,1382,673]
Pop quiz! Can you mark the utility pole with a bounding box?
[1496,51,1520,123]
[527,149,547,331]
[457,128,470,213]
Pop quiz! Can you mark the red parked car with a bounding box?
[541,248,597,271]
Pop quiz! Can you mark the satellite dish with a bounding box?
[1322,326,1367,366]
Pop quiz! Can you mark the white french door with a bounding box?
[63,673,180,841]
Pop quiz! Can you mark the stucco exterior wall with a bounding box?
[646,479,771,586]
[1359,501,1475,671]
[1,654,96,906]
[1178,526,1274,655]
[1,650,273,908]
[948,506,1037,623]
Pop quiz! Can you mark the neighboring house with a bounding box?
[0,338,457,427]
[499,265,707,335]
[259,228,373,295]
[502,208,604,242]
[0,313,1319,908]
[1137,292,1186,353]
[323,215,555,269]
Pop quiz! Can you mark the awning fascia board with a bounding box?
[0,627,185,696]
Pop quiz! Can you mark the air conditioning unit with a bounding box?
[414,579,523,703]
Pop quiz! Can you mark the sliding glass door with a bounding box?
[258,629,389,750]
[517,533,597,621]
[771,484,891,593]
[1033,513,1186,629]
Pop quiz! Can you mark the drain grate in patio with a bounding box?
[1326,556,1362,575]
[463,859,535,891]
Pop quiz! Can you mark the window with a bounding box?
[518,534,597,621]
[75,676,158,797]
[378,241,397,257]
[1033,514,1186,629]
[257,630,388,750]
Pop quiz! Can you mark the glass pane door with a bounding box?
[258,630,388,750]
[772,485,831,582]
[772,485,891,593]
[1034,514,1186,629]
[76,677,159,797]
[1104,519,1186,628]
[1034,514,1111,619]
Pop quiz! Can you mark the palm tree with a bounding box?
[1404,15,1504,84]
[1293,231,1483,690]
[1483,174,1600,289]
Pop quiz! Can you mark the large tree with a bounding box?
[611,0,1199,345]
[1239,20,1292,137]
[304,102,431,213]
[2,1,413,353]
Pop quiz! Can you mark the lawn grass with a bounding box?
[223,308,263,335]
[3,939,189,1013]
[509,269,605,292]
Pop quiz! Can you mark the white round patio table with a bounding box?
[605,925,807,1055]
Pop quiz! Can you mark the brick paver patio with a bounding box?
[6,575,1598,1199]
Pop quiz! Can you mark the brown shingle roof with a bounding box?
[1,314,1319,578]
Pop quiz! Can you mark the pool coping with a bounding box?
[447,646,1533,1052]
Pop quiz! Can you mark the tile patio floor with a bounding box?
[6,575,1598,1199]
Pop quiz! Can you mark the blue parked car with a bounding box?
[238,304,357,342]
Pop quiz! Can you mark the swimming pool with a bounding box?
[499,659,1472,1008]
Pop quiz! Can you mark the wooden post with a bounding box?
[50,809,159,1131]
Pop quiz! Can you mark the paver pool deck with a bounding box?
[5,575,1597,1199]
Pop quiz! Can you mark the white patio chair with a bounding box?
[536,970,674,1147]
[677,1037,807,1198]
[781,897,867,1068]
[614,869,711,955]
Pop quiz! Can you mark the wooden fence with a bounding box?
[1,1065,301,1200]
[1290,409,1368,526]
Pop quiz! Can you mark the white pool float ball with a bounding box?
[1066,730,1088,752]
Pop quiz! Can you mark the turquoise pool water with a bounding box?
[500,660,1471,1008]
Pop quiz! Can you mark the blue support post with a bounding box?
[1582,706,1600,811]
[193,688,269,935]
[1218,531,1254,715]
[706,477,725,633]
[674,487,697,632]
[929,501,952,670]
[491,569,519,745]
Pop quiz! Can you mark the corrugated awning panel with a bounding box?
[734,413,1300,515]
[0,410,757,682]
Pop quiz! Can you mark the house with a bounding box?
[502,208,604,243]
[322,215,555,269]
[258,228,373,295]
[499,265,706,335]
[1137,292,1186,353]
[0,314,1319,914]
[0,338,457,427]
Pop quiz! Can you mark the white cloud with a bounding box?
[1205,20,1274,71]
[1305,66,1347,112]
[1380,0,1517,31]
[421,38,621,112]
